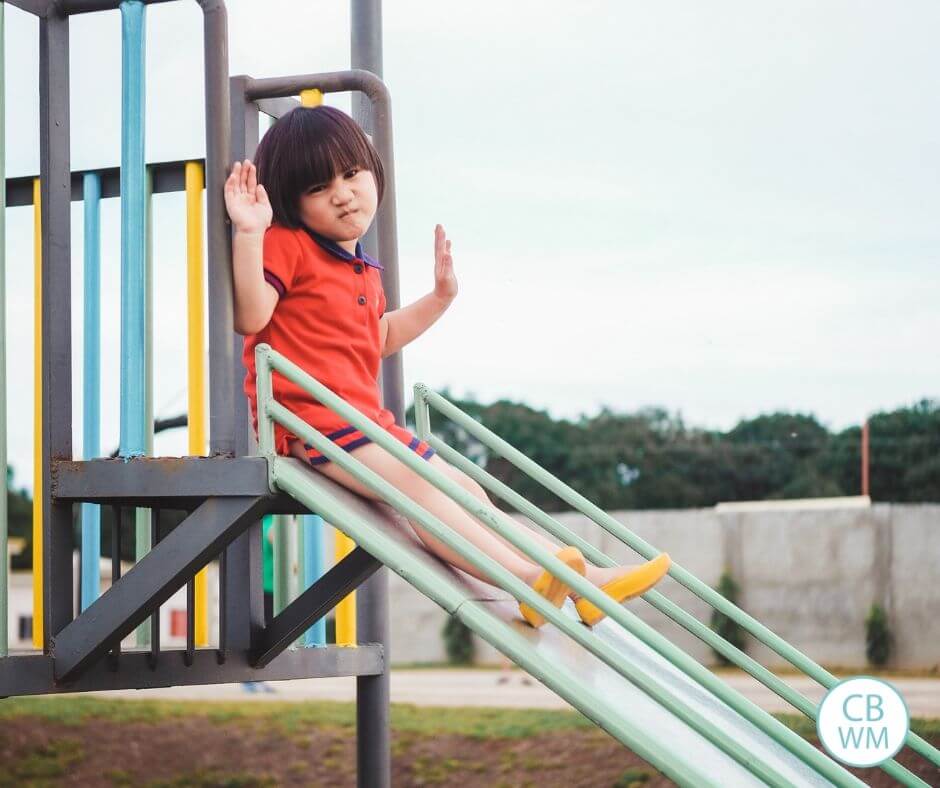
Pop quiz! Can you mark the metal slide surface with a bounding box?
[487,598,836,787]
[277,459,839,786]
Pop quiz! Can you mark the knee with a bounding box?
[450,469,488,502]
[425,458,489,502]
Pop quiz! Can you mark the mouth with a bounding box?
[339,209,358,219]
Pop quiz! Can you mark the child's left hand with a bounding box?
[433,224,458,303]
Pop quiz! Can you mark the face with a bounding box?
[297,166,378,250]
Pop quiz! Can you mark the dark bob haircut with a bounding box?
[254,105,386,229]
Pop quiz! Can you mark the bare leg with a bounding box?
[289,440,542,587]
[288,440,641,593]
[443,461,643,596]
[426,456,566,561]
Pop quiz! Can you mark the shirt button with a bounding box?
[353,263,363,274]
[357,295,367,306]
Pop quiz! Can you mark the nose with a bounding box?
[331,180,355,205]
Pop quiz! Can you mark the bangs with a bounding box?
[297,118,370,191]
[254,105,386,228]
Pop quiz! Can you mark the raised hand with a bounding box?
[433,224,458,303]
[224,160,273,235]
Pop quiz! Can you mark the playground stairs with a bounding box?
[256,343,940,788]
[1,457,383,696]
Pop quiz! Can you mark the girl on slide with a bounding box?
[224,105,670,628]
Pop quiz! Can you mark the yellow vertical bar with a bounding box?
[299,89,356,646]
[185,161,209,645]
[32,179,43,649]
[334,538,356,645]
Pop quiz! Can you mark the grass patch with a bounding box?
[1,737,85,783]
[0,696,193,727]
[1,696,937,741]
[145,770,277,788]
[613,768,652,786]
[0,697,593,739]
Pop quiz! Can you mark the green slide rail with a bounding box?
[413,387,940,787]
[255,343,937,787]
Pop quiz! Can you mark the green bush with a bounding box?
[613,768,651,787]
[709,571,746,665]
[865,603,892,666]
[442,615,475,665]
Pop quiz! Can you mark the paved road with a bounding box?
[84,668,940,718]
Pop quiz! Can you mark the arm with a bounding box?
[381,223,458,357]
[225,160,279,335]
[381,293,452,358]
[232,231,279,334]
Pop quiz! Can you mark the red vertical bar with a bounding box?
[861,420,870,497]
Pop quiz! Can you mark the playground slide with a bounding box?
[500,600,834,787]
[272,457,846,787]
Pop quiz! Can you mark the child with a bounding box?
[224,105,670,628]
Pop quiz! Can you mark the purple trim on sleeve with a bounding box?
[263,269,287,297]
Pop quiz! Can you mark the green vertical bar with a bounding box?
[0,0,8,658]
[287,516,302,647]
[287,515,299,603]
[273,514,291,616]
[134,165,154,646]
[296,517,305,646]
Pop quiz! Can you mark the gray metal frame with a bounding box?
[232,62,397,788]
[2,2,395,784]
[5,159,205,206]
[23,0,239,665]
[39,0,75,654]
[1,646,382,698]
[54,496,267,682]
[252,547,381,668]
[4,0,390,694]
[350,7,392,782]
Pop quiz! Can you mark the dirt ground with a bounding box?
[0,716,937,787]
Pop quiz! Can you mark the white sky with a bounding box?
[3,1,939,490]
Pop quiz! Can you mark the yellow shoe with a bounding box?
[575,553,672,627]
[518,546,586,628]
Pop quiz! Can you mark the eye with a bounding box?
[344,167,360,179]
[306,184,325,194]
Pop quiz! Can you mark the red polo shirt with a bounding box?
[242,223,395,457]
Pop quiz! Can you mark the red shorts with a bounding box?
[302,422,435,466]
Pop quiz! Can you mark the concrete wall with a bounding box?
[386,502,940,671]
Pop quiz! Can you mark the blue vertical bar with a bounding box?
[119,0,146,457]
[302,514,326,646]
[81,173,102,611]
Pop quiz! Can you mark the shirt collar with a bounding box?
[304,227,384,271]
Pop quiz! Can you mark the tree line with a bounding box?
[406,396,940,513]
[4,396,937,567]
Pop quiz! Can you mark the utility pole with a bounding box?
[861,420,870,497]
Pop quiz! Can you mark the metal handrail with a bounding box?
[271,457,716,787]
[255,343,866,787]
[413,383,940,782]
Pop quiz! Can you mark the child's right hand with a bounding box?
[224,160,272,235]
